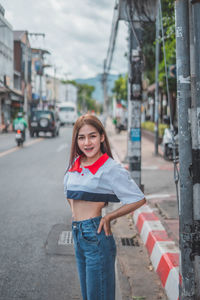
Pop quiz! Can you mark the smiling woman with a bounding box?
[64,114,146,300]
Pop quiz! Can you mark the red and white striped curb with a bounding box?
[133,204,180,300]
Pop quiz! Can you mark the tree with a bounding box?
[142,0,176,92]
[112,74,128,102]
[63,80,102,113]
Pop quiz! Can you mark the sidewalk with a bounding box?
[106,118,179,300]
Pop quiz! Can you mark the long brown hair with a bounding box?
[68,114,113,168]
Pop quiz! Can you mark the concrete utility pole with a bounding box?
[189,0,200,298]
[39,50,43,108]
[102,60,108,117]
[127,19,142,187]
[29,33,46,109]
[175,0,195,298]
[154,8,160,155]
[53,66,57,110]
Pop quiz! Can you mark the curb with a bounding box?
[133,205,180,300]
[109,134,180,300]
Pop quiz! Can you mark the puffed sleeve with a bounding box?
[63,171,69,198]
[110,163,145,205]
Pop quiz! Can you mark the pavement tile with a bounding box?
[106,117,180,300]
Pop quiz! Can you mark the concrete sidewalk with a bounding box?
[106,118,179,300]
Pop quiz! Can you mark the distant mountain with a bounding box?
[75,73,123,103]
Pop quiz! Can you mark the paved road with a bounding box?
[0,126,82,300]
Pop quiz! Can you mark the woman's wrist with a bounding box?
[104,213,113,222]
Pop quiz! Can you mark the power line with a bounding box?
[104,1,119,74]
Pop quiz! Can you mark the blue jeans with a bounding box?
[72,216,116,300]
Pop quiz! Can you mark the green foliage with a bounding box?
[142,22,156,84]
[141,121,169,137]
[158,0,176,92]
[142,0,176,92]
[64,80,102,113]
[112,74,128,102]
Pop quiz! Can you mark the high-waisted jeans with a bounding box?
[72,216,116,300]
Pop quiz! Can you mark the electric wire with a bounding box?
[125,1,141,49]
[105,5,119,74]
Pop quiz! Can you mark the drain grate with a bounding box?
[121,237,139,246]
[58,231,73,245]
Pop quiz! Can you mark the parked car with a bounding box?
[29,110,60,137]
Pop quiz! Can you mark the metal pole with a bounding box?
[175,0,195,299]
[103,59,108,118]
[189,1,200,297]
[39,73,42,108]
[39,49,43,109]
[23,31,28,122]
[154,8,160,155]
[127,18,142,188]
[54,66,57,110]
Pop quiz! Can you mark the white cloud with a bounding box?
[1,0,128,79]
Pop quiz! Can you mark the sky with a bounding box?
[1,0,128,80]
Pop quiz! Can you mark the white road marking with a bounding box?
[0,138,44,158]
[56,144,67,152]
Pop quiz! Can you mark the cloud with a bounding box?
[1,0,128,79]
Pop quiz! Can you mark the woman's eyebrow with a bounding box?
[78,131,97,137]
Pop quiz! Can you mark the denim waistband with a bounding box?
[72,216,102,229]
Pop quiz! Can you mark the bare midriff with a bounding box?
[68,199,105,221]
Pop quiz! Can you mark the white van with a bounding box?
[56,102,78,125]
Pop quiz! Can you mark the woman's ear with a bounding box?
[100,134,105,143]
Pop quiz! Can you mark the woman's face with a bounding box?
[77,124,104,162]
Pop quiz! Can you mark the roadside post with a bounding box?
[127,23,142,187]
[189,0,200,298]
[175,0,197,298]
[118,0,158,187]
[154,7,160,156]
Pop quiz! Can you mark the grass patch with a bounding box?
[141,121,169,138]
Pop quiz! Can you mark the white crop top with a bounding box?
[64,153,144,205]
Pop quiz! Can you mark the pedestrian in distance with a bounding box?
[64,114,146,300]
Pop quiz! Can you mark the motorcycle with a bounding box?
[162,127,179,161]
[15,129,25,147]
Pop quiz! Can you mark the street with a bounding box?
[0,127,82,300]
[0,122,179,300]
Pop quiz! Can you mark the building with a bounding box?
[31,48,50,110]
[0,4,15,129]
[58,83,78,104]
[14,30,32,116]
[45,74,60,108]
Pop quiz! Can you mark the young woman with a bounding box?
[64,114,146,300]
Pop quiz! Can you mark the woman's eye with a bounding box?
[78,136,84,140]
[91,135,96,138]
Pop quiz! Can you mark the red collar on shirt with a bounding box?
[68,153,109,175]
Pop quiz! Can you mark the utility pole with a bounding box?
[175,0,195,299]
[39,49,43,108]
[29,33,46,109]
[127,17,142,187]
[23,31,28,122]
[102,59,108,118]
[154,8,160,155]
[53,66,57,110]
[189,0,200,298]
